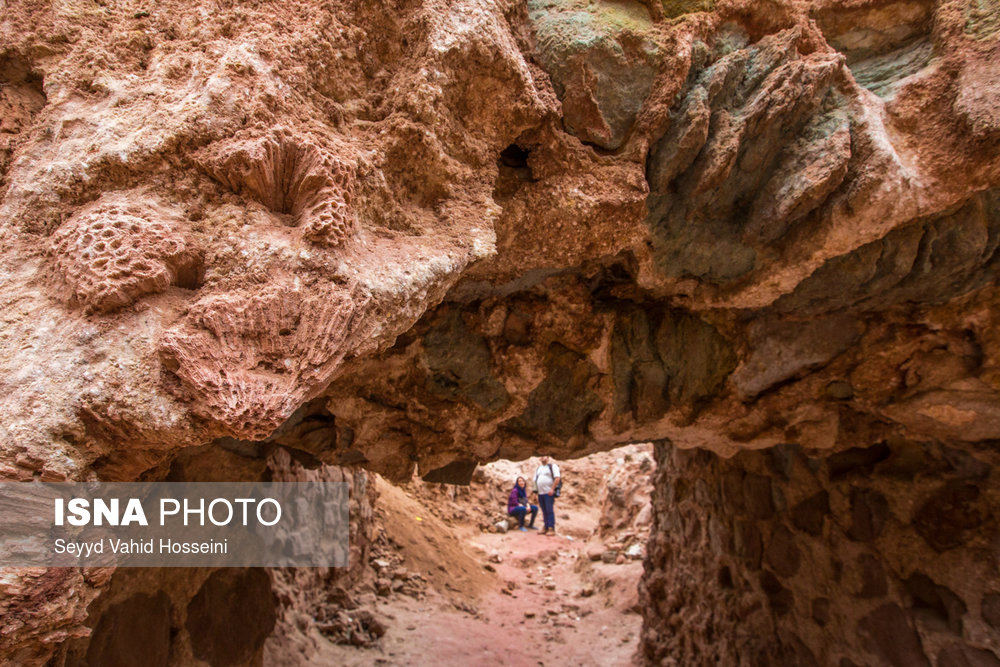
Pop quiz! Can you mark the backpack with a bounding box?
[548,463,563,498]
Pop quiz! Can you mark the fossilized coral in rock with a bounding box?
[46,196,202,313]
[198,128,358,247]
[159,282,360,439]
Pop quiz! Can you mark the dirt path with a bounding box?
[304,475,644,666]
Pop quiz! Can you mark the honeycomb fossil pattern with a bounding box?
[48,204,201,313]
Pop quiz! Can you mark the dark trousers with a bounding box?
[509,505,538,528]
[538,493,556,529]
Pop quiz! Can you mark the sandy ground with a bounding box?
[304,472,645,666]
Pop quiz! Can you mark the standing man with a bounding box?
[534,455,561,536]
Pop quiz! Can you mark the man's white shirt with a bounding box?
[534,463,561,494]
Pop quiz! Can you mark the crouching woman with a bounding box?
[507,477,538,531]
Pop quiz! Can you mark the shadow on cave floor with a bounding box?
[282,444,654,667]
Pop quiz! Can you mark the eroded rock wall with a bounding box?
[1,0,996,484]
[1,0,999,663]
[642,441,1000,666]
[14,447,377,667]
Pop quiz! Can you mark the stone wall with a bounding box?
[42,447,377,667]
[641,440,1000,666]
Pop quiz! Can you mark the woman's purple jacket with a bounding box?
[508,486,527,513]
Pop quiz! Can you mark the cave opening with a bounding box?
[323,443,658,664]
[55,442,659,666]
[496,142,535,193]
[499,143,530,170]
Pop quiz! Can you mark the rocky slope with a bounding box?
[1,0,999,664]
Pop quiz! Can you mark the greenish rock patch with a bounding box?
[645,29,847,284]
[965,0,1000,40]
[529,0,660,149]
[423,309,510,413]
[611,307,670,420]
[775,190,1000,315]
[656,309,737,405]
[849,37,933,99]
[504,343,604,440]
[611,305,736,420]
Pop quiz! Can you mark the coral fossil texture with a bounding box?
[0,0,999,663]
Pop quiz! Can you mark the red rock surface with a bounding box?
[1,0,999,663]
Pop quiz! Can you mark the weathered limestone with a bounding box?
[0,0,998,663]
